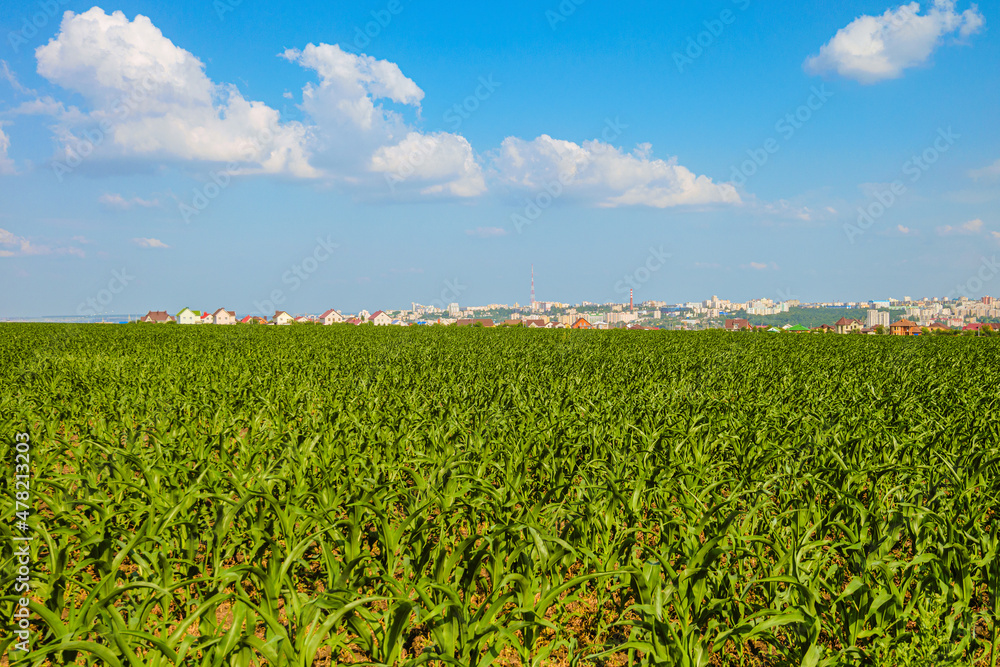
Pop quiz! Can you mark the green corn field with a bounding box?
[1,323,999,666]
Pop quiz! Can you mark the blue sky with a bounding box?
[1,0,998,317]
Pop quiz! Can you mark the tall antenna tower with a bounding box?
[531,265,536,311]
[630,288,634,312]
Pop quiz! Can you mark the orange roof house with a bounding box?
[890,319,921,336]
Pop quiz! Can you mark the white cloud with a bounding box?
[99,193,160,209]
[0,228,85,257]
[35,8,316,177]
[0,60,33,95]
[741,261,779,271]
[493,135,740,208]
[132,237,169,248]
[805,1,985,84]
[371,132,485,197]
[23,9,765,208]
[280,44,481,196]
[970,159,1000,180]
[0,125,14,175]
[897,224,915,234]
[937,218,985,235]
[466,226,508,238]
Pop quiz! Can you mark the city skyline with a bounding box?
[2,1,999,317]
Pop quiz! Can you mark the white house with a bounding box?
[213,309,237,325]
[199,312,213,324]
[273,311,294,326]
[319,309,344,325]
[177,308,201,325]
[369,310,392,326]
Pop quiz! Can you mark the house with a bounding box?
[240,315,266,325]
[176,308,201,325]
[319,309,344,325]
[725,318,750,331]
[369,310,393,326]
[212,309,237,325]
[199,312,214,324]
[927,322,952,333]
[345,317,362,325]
[140,311,174,323]
[788,325,809,333]
[273,311,294,326]
[294,316,312,324]
[456,319,495,327]
[890,319,921,336]
[835,317,864,334]
[523,318,547,328]
[811,324,835,334]
[571,317,592,329]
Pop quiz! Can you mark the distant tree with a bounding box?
[921,327,931,336]
[983,324,994,336]
[875,325,885,335]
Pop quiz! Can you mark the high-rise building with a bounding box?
[447,302,460,317]
[866,310,890,328]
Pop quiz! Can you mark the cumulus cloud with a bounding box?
[99,193,160,209]
[281,44,482,196]
[937,218,985,235]
[0,125,14,175]
[494,135,740,208]
[466,226,508,238]
[805,1,985,84]
[0,228,85,257]
[897,224,916,234]
[969,159,1000,180]
[23,8,745,207]
[35,8,316,176]
[371,132,485,197]
[132,237,169,248]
